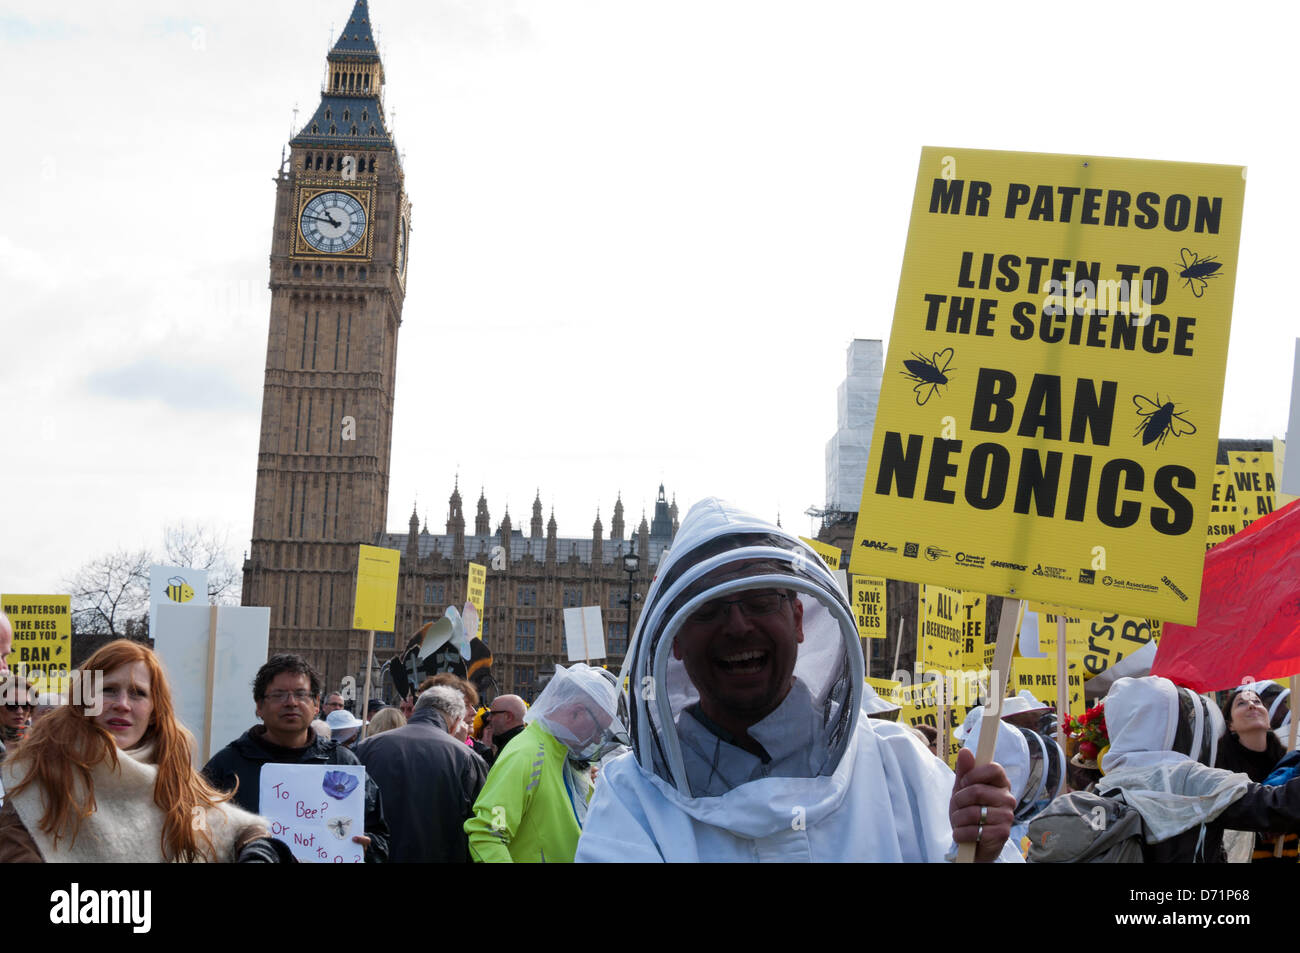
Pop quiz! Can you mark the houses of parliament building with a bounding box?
[239,0,677,699]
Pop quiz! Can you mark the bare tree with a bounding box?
[161,522,242,605]
[66,548,152,640]
[65,524,244,664]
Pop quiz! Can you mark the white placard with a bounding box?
[149,564,208,636]
[1018,611,1045,659]
[154,603,269,766]
[832,569,850,599]
[258,763,365,864]
[563,606,605,662]
[1285,340,1300,496]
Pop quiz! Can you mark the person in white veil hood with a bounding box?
[575,498,1019,862]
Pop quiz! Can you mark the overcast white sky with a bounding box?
[2,1,1295,595]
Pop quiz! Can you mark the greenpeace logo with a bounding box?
[925,547,950,562]
[1031,564,1069,580]
[903,542,919,558]
[1161,575,1189,601]
[990,560,1027,572]
[860,539,897,553]
[1078,569,1096,585]
[954,552,985,568]
[50,883,151,934]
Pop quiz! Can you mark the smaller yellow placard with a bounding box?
[1,594,72,696]
[353,545,401,632]
[852,575,887,638]
[799,537,842,571]
[865,676,903,705]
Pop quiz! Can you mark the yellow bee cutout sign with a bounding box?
[852,147,1246,624]
[165,576,196,604]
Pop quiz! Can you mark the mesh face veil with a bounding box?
[618,499,863,798]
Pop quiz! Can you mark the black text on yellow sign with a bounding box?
[1,594,72,694]
[851,147,1245,625]
[851,575,887,638]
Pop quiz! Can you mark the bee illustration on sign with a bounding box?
[165,576,195,604]
[1133,394,1196,449]
[327,817,353,840]
[901,348,955,406]
[1176,248,1221,298]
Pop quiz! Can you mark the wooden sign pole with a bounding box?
[956,596,1022,863]
[1056,614,1069,753]
[359,629,376,741]
[202,605,219,765]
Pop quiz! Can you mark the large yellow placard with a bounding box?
[352,545,401,632]
[1,594,72,696]
[852,147,1245,624]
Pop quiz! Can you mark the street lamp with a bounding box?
[622,547,640,653]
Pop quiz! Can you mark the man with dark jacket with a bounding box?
[355,684,487,862]
[202,654,390,862]
[483,694,527,765]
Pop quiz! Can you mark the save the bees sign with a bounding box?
[851,147,1245,624]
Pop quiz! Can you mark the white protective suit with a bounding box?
[575,498,1021,862]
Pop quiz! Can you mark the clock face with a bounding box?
[300,191,367,253]
[396,218,408,275]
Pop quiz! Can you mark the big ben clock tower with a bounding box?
[243,0,411,690]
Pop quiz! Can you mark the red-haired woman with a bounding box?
[0,640,287,862]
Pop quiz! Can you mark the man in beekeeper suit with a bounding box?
[576,498,1019,862]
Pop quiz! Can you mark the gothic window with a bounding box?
[304,153,312,169]
[292,264,301,277]
[314,265,323,278]
[563,587,582,608]
[424,583,445,604]
[315,155,323,170]
[515,620,536,653]
[329,124,337,136]
[325,108,332,120]
[369,126,377,137]
[361,109,368,122]
[376,632,394,649]
[351,125,358,136]
[358,267,367,280]
[368,157,376,172]
[608,590,622,608]
[517,587,537,607]
[326,155,334,171]
[608,623,628,655]
[311,124,319,134]
[342,109,350,121]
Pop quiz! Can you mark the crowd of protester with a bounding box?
[2,501,1300,863]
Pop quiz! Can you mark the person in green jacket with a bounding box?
[466,664,624,862]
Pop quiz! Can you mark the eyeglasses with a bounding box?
[3,702,33,712]
[264,690,315,704]
[686,591,790,624]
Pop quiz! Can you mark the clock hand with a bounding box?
[304,214,340,226]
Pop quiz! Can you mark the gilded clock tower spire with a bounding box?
[243,0,411,690]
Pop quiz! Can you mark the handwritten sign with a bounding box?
[258,764,366,864]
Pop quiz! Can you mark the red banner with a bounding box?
[1153,499,1300,692]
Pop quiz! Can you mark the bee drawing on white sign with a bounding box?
[1133,393,1196,450]
[901,348,955,406]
